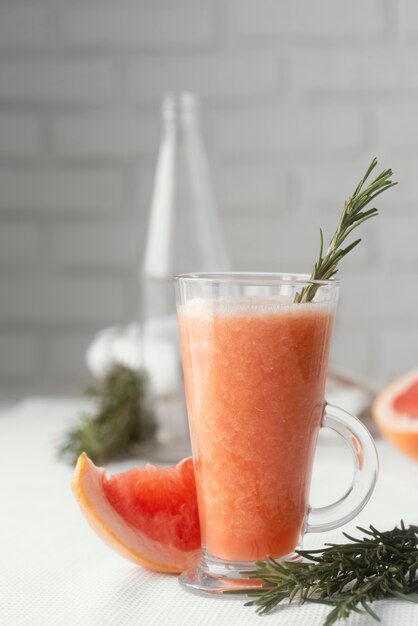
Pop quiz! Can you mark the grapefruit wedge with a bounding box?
[373,369,418,462]
[71,453,201,573]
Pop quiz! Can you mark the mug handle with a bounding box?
[307,402,379,533]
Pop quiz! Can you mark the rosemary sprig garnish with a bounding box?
[235,522,418,625]
[58,366,156,465]
[294,158,396,303]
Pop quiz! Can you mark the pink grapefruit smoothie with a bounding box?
[178,298,335,562]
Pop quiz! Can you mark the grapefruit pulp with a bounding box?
[71,453,201,573]
[373,369,418,462]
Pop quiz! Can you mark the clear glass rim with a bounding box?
[173,272,340,287]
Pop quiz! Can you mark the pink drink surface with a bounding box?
[178,299,335,562]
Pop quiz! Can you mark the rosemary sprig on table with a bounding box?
[294,158,396,303]
[58,366,156,465]
[235,522,418,625]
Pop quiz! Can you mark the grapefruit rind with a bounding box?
[373,369,418,461]
[71,453,200,574]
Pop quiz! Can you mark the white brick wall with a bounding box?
[0,276,128,325]
[0,114,41,157]
[0,168,126,213]
[376,105,418,151]
[291,47,418,94]
[46,331,93,386]
[210,106,366,156]
[0,0,417,395]
[0,61,114,104]
[378,216,418,266]
[0,6,49,49]
[0,331,40,376]
[51,113,159,158]
[228,0,386,39]
[215,163,290,215]
[59,3,214,48]
[379,328,418,380]
[51,220,142,269]
[127,55,281,101]
[398,0,418,36]
[0,223,43,267]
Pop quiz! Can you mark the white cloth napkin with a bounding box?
[1,398,418,626]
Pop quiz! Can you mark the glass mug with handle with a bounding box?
[175,273,378,595]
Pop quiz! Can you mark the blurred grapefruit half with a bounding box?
[373,369,418,462]
[71,453,201,573]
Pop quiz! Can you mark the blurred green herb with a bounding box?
[59,366,156,465]
[295,158,396,303]
[233,522,418,625]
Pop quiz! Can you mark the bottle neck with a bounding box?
[142,93,231,284]
[162,92,200,134]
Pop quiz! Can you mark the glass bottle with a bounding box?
[141,92,231,461]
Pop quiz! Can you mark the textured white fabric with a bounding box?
[1,398,418,626]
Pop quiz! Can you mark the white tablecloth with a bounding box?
[1,398,418,626]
